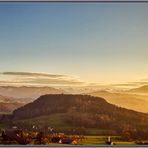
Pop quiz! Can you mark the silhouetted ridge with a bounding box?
[13,94,109,119]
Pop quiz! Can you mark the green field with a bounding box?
[71,136,135,145]
[27,135,136,146]
[13,113,119,135]
[29,136,136,146]
[0,133,143,145]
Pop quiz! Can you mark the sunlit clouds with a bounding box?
[0,72,148,90]
[111,77,148,89]
[0,4,148,87]
[0,72,85,87]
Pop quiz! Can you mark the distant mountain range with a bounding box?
[0,86,65,113]
[0,85,148,114]
[0,95,34,113]
[0,102,23,113]
[0,86,65,99]
[4,94,147,137]
[88,90,148,113]
[128,85,148,94]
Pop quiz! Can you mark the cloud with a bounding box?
[111,83,137,87]
[2,72,66,78]
[111,77,148,89]
[130,77,148,86]
[0,71,85,87]
[1,71,148,90]
[131,81,148,85]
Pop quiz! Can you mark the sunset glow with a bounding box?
[0,3,148,87]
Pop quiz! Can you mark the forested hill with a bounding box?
[10,94,148,136]
[13,94,112,119]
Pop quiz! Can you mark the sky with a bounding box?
[0,2,148,87]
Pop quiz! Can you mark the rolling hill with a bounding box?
[5,94,148,137]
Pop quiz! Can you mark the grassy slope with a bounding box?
[16,113,68,129]
[14,113,111,135]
